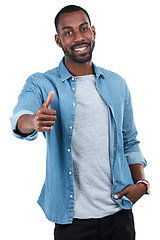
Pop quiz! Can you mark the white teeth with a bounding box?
[74,47,86,51]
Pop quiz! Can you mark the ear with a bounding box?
[55,34,62,48]
[91,26,96,39]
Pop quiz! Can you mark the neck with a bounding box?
[64,57,94,77]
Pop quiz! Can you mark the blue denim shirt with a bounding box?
[10,58,147,224]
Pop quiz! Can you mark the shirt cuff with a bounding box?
[125,151,147,167]
[10,110,38,141]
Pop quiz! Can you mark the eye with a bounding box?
[65,30,73,36]
[81,27,88,32]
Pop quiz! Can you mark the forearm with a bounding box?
[129,163,145,183]
[17,114,36,135]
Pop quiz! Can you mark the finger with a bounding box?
[44,91,54,109]
[114,194,120,200]
[114,190,126,200]
[37,108,56,117]
[37,114,57,121]
[38,121,56,127]
[36,126,53,132]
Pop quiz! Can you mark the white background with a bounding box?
[1,0,160,239]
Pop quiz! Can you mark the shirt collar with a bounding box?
[58,58,105,82]
[92,62,105,80]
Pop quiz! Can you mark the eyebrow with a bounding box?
[62,22,89,31]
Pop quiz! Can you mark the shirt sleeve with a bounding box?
[123,84,147,167]
[10,74,43,141]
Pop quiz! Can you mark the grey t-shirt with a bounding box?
[71,74,121,219]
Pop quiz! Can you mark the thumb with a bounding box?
[114,191,124,200]
[44,91,54,109]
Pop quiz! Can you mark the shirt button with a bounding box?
[72,87,75,91]
[73,103,76,106]
[114,147,116,151]
[68,149,71,152]
[70,195,73,198]
[72,77,75,81]
[69,171,72,175]
[69,126,73,129]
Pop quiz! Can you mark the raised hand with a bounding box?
[34,91,56,132]
[17,91,56,134]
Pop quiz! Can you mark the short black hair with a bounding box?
[54,5,91,34]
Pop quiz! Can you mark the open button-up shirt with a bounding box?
[10,58,147,224]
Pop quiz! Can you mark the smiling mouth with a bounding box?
[72,43,90,52]
[74,46,87,51]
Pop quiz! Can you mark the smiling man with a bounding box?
[10,5,149,240]
[55,8,96,74]
[55,13,95,64]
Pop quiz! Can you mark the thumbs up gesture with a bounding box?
[34,91,57,132]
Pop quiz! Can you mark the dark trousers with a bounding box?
[54,209,135,240]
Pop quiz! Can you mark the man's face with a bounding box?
[55,10,96,64]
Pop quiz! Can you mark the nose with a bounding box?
[74,30,85,43]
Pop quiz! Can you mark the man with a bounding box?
[10,5,149,240]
